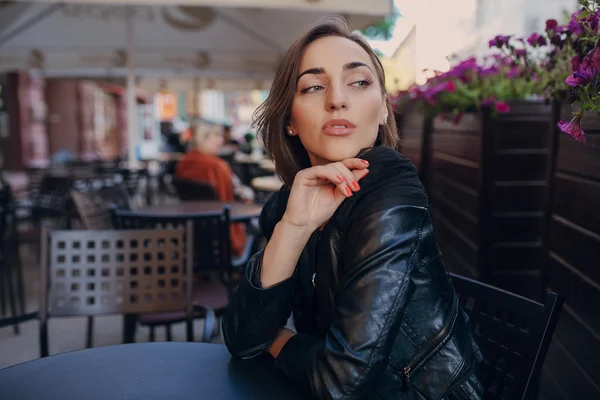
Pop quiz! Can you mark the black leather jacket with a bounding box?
[223,146,484,399]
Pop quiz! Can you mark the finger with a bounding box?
[307,165,355,198]
[332,162,361,194]
[341,158,369,171]
[352,168,369,181]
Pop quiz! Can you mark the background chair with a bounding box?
[71,185,131,231]
[449,273,564,400]
[171,178,218,201]
[39,224,194,357]
[70,185,133,347]
[113,209,236,342]
[0,184,27,334]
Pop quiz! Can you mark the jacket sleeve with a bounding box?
[222,189,296,359]
[274,205,428,399]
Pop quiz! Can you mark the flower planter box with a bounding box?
[540,102,600,397]
[397,109,433,189]
[426,100,555,300]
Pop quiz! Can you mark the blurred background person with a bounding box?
[176,121,254,257]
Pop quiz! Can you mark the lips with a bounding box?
[322,119,356,137]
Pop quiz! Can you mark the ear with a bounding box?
[379,94,389,125]
[286,122,297,136]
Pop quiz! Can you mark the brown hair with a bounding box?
[252,16,399,187]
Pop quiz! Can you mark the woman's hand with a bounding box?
[282,158,369,232]
[259,158,369,289]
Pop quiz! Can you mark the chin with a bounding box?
[318,144,367,163]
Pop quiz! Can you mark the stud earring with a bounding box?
[287,129,294,136]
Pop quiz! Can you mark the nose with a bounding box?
[326,84,347,111]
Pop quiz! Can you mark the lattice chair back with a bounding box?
[39,223,194,356]
[113,208,232,275]
[449,273,563,400]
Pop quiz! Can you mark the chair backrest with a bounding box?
[115,168,142,197]
[40,224,193,321]
[449,273,564,400]
[0,185,11,243]
[71,185,131,230]
[112,208,232,274]
[172,178,218,201]
[33,175,72,223]
[99,184,132,211]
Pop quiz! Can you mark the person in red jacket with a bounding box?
[176,122,249,257]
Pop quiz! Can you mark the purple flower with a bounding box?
[505,67,521,78]
[546,19,558,31]
[550,32,565,47]
[481,96,495,107]
[569,11,584,34]
[495,102,510,113]
[489,35,511,48]
[453,113,463,125]
[566,49,598,86]
[526,33,547,47]
[480,66,499,77]
[557,25,571,34]
[557,114,585,143]
[583,46,600,72]
[581,10,600,30]
[515,49,527,58]
[445,81,456,92]
[565,70,594,86]
[571,56,581,72]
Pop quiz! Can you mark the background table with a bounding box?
[141,201,262,222]
[251,176,283,192]
[0,343,307,400]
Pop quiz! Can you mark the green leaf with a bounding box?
[360,5,400,40]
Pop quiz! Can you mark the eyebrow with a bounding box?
[296,61,372,82]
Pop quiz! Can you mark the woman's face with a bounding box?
[289,35,388,166]
[198,126,224,155]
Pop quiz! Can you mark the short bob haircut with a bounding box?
[252,16,399,187]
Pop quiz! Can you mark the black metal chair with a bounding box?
[39,224,194,357]
[71,185,132,230]
[449,273,564,400]
[171,178,218,201]
[113,208,236,342]
[0,184,27,334]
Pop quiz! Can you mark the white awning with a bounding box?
[12,0,393,16]
[0,1,393,78]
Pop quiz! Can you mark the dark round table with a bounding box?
[141,201,263,222]
[0,343,307,400]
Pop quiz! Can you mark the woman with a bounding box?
[175,123,253,257]
[222,18,483,400]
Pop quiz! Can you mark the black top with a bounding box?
[0,343,307,400]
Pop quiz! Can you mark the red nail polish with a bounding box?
[346,186,353,196]
[361,160,369,165]
[363,170,370,177]
[352,181,360,191]
[337,175,344,183]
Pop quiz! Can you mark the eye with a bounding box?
[351,79,372,88]
[300,85,324,93]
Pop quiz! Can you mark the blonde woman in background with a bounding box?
[176,122,254,257]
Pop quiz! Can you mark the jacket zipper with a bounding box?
[401,298,459,390]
